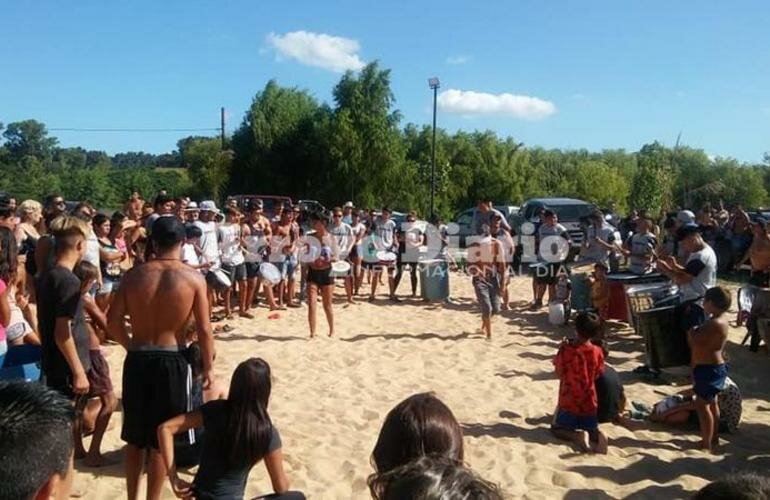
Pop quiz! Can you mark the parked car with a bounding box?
[511,197,597,250]
[453,205,519,247]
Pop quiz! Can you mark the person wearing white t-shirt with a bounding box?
[659,224,717,334]
[349,211,366,295]
[329,207,356,304]
[195,201,222,318]
[219,207,249,319]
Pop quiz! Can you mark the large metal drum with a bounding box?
[636,305,690,369]
[419,259,450,301]
[606,272,668,322]
[626,282,680,329]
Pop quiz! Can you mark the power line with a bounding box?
[49,127,220,132]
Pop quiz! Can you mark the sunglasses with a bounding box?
[334,214,342,217]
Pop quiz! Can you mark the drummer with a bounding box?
[736,218,770,287]
[306,212,337,338]
[531,209,571,310]
[350,211,366,295]
[623,218,657,275]
[374,207,400,302]
[582,210,617,268]
[241,200,279,311]
[329,207,356,304]
[658,224,718,335]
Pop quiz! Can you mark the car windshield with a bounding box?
[551,204,595,221]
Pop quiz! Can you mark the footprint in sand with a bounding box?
[362,409,379,421]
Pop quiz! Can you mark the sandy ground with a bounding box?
[72,273,770,499]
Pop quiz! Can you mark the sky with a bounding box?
[1,0,769,162]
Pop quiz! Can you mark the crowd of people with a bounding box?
[0,189,766,499]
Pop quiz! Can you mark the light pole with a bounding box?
[428,77,440,219]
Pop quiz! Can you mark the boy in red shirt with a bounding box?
[551,312,608,453]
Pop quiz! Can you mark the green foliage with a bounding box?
[1,67,769,216]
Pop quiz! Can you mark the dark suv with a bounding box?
[512,198,597,248]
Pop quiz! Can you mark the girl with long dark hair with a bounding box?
[158,358,303,499]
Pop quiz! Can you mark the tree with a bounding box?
[2,119,58,162]
[629,142,674,213]
[181,137,232,202]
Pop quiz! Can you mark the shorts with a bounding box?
[221,262,246,282]
[245,261,260,279]
[307,267,333,287]
[473,275,501,319]
[205,270,230,291]
[45,372,75,399]
[363,260,381,270]
[749,270,770,288]
[552,409,599,439]
[678,300,707,333]
[349,245,359,260]
[87,349,113,397]
[6,320,32,342]
[122,349,190,450]
[693,364,728,402]
[534,262,565,285]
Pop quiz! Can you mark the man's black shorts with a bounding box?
[121,349,189,450]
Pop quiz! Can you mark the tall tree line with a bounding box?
[2,61,768,215]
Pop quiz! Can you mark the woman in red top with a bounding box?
[551,312,608,454]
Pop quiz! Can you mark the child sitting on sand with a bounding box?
[551,312,608,454]
[688,285,731,451]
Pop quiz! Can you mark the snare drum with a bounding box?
[377,251,397,267]
[259,262,282,285]
[330,260,351,278]
[210,269,232,291]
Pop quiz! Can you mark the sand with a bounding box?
[73,274,770,499]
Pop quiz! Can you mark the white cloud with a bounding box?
[446,55,470,65]
[437,89,556,120]
[266,31,365,73]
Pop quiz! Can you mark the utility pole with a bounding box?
[220,107,226,150]
[428,78,440,219]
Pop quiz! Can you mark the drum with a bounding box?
[418,259,449,301]
[606,273,668,322]
[636,305,690,369]
[570,272,592,311]
[259,262,282,285]
[548,301,567,325]
[737,285,757,326]
[626,282,680,330]
[210,269,232,290]
[330,260,351,278]
[377,251,397,267]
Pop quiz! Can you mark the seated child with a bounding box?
[551,312,608,454]
[73,261,118,467]
[688,286,731,451]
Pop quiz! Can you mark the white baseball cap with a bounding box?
[185,201,199,211]
[344,201,354,208]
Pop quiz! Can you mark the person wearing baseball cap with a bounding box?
[676,210,696,228]
[658,222,717,337]
[184,201,200,224]
[194,201,222,318]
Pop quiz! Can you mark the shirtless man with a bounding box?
[737,218,770,287]
[272,210,298,307]
[241,200,278,311]
[468,226,507,338]
[107,216,214,500]
[688,286,730,451]
[490,213,515,310]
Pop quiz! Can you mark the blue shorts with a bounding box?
[693,364,728,402]
[553,410,599,438]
